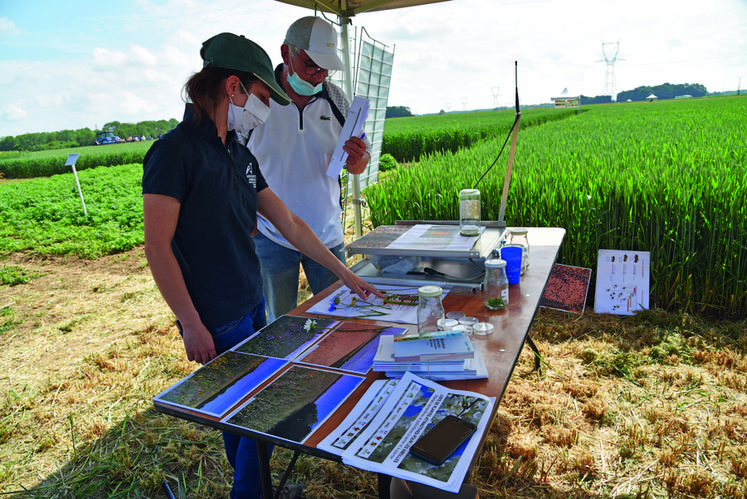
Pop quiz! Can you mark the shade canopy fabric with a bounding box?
[276,0,451,17]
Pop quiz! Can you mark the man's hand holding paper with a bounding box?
[326,96,370,178]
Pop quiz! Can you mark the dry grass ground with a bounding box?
[1,241,746,498]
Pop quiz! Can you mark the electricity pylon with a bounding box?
[600,41,623,101]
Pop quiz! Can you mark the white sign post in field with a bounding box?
[65,153,87,216]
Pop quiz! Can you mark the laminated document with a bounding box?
[326,96,369,179]
[318,372,495,493]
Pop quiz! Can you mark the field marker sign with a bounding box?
[65,153,87,216]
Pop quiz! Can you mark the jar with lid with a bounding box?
[484,258,509,310]
[417,285,445,335]
[506,228,530,274]
[459,188,481,236]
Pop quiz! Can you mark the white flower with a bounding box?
[304,319,316,332]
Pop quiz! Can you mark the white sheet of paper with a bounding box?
[306,284,449,324]
[386,224,483,252]
[594,249,650,315]
[326,96,369,179]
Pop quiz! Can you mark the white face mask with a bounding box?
[227,84,271,133]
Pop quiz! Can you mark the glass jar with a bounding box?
[417,285,445,335]
[484,258,509,310]
[506,228,530,274]
[459,188,481,236]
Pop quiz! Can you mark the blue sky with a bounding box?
[1,0,746,137]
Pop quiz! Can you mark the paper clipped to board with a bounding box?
[326,96,369,179]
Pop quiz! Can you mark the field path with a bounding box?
[0,246,172,391]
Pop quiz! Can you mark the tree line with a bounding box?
[0,119,179,152]
[0,85,718,152]
[616,83,707,102]
[577,83,709,105]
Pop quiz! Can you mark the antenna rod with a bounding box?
[496,61,521,227]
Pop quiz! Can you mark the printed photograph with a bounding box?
[395,393,489,481]
[540,264,592,314]
[224,365,364,444]
[233,315,336,359]
[154,352,286,417]
[297,323,407,374]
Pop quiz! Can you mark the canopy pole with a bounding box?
[339,13,363,239]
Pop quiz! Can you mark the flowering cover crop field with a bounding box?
[367,96,747,318]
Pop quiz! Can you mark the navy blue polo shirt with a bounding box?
[142,104,268,330]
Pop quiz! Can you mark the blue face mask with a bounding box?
[287,60,322,96]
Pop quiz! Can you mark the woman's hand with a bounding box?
[338,268,385,301]
[181,321,217,364]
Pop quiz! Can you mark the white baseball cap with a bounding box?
[284,16,344,71]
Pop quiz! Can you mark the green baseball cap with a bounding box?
[201,32,290,105]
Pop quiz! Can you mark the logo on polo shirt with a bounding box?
[245,163,257,190]
[320,115,331,120]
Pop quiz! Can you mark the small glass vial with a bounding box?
[484,258,509,310]
[459,188,481,236]
[507,228,530,274]
[417,285,445,335]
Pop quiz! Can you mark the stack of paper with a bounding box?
[373,331,488,380]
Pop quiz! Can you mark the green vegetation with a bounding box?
[617,82,708,102]
[381,107,578,162]
[385,105,414,118]
[0,95,746,496]
[0,265,41,286]
[0,119,178,152]
[0,141,153,179]
[367,96,747,318]
[1,96,744,317]
[0,163,144,258]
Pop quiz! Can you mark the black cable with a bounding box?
[473,61,521,190]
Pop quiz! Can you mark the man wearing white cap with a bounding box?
[246,16,371,321]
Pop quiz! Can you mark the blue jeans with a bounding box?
[253,232,346,322]
[210,301,272,499]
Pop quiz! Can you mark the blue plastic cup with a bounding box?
[501,245,523,285]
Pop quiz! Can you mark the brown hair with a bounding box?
[183,67,259,123]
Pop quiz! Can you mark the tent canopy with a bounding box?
[276,0,450,17]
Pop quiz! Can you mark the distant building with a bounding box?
[646,94,658,102]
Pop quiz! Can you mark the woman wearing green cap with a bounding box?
[142,32,381,499]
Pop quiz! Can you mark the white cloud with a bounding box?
[0,17,20,35]
[92,48,129,70]
[0,0,745,136]
[0,103,27,121]
[130,44,159,67]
